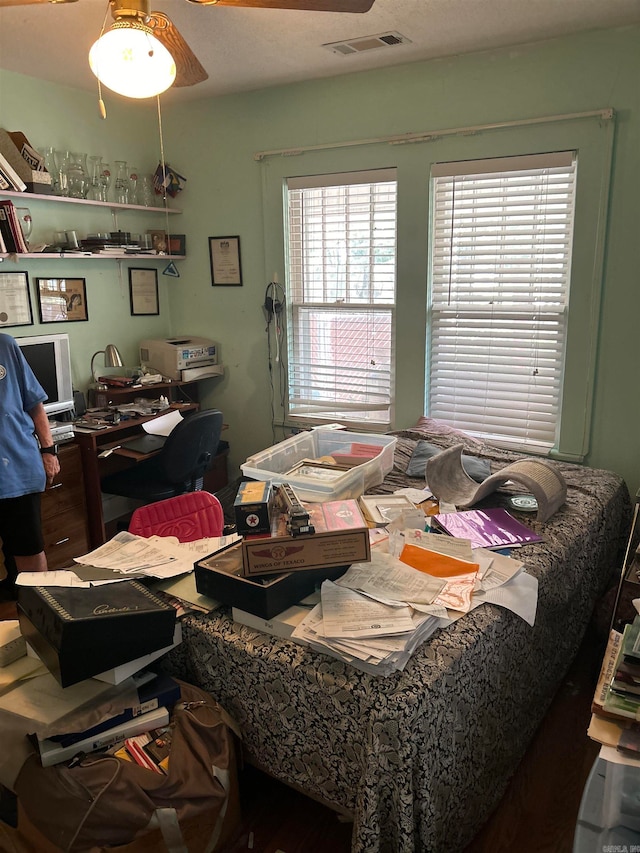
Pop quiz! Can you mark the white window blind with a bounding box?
[428,152,577,452]
[285,170,397,426]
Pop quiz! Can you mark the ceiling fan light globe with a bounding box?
[89,24,176,99]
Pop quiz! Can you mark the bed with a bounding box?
[165,422,630,853]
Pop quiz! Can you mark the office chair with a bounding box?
[101,409,224,504]
[128,491,225,542]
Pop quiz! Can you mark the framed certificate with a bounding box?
[129,268,159,316]
[209,236,242,286]
[0,271,33,327]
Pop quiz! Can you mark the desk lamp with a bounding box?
[91,343,124,384]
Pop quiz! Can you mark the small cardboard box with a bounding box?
[241,498,371,578]
[194,543,347,619]
[234,480,273,536]
[0,129,53,194]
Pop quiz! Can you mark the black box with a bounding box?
[17,581,176,687]
[194,543,347,619]
[234,480,273,536]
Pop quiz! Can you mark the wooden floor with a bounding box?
[220,627,604,853]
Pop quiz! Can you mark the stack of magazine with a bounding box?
[589,618,640,755]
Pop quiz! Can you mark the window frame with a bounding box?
[426,151,577,454]
[284,170,398,429]
[260,114,614,459]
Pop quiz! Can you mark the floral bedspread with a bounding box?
[165,427,630,853]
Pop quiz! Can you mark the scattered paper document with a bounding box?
[336,552,445,606]
[320,581,416,639]
[17,570,94,588]
[142,408,183,436]
[476,570,538,626]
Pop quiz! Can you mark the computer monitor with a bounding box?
[15,332,74,419]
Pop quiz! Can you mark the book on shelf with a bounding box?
[432,507,543,550]
[36,705,171,767]
[0,199,28,253]
[0,151,27,192]
[47,671,181,748]
[591,628,623,720]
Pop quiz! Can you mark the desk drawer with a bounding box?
[41,514,90,569]
[41,445,85,521]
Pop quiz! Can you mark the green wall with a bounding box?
[2,25,639,492]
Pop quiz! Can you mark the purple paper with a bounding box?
[433,507,543,550]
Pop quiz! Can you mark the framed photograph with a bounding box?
[147,229,168,254]
[129,267,159,316]
[36,277,87,323]
[209,236,242,286]
[146,231,186,256]
[167,234,186,256]
[0,271,33,327]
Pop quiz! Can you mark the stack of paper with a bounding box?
[291,531,537,676]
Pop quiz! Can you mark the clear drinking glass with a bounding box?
[14,208,32,248]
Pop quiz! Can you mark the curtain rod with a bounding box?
[254,107,614,162]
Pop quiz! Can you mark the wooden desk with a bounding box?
[73,405,198,549]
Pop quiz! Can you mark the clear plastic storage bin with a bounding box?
[241,430,397,502]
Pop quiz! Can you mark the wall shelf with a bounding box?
[0,188,181,214]
[0,252,186,262]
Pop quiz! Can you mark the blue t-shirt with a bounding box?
[0,333,47,499]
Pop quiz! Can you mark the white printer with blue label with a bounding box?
[139,337,223,382]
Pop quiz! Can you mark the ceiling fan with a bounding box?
[0,0,377,92]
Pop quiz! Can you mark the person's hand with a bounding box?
[42,453,60,486]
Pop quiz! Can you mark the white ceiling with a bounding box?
[1,0,639,103]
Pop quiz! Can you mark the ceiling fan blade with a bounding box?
[0,0,78,6]
[185,0,375,11]
[147,11,209,88]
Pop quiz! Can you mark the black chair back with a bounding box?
[160,409,224,492]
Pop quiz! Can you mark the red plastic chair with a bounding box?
[128,491,224,542]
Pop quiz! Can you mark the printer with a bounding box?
[139,337,222,382]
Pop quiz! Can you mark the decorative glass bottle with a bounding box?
[128,165,139,205]
[114,160,129,204]
[88,155,103,201]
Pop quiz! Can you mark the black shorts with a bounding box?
[0,493,44,556]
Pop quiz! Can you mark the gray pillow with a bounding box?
[405,440,490,482]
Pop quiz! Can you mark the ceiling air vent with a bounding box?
[323,31,411,56]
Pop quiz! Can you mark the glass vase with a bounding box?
[55,149,70,197]
[43,147,60,195]
[68,152,89,199]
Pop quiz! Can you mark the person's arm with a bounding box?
[29,402,60,484]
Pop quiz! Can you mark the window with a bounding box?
[285,170,397,427]
[428,152,577,453]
